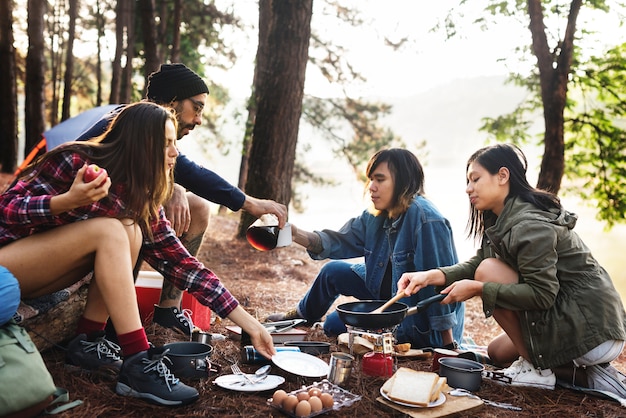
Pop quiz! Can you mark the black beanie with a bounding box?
[146,63,209,103]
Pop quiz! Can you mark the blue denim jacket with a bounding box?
[310,196,465,347]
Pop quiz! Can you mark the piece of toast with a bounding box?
[386,367,440,407]
[429,376,447,403]
[381,373,397,394]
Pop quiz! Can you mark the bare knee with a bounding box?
[94,218,142,253]
[487,333,519,367]
[186,193,210,231]
[475,258,519,284]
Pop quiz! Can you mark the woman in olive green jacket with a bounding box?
[398,144,626,396]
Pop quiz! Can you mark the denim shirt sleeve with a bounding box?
[173,153,246,211]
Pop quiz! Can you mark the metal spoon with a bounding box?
[449,388,522,411]
[239,364,272,386]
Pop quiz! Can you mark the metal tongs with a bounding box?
[263,319,306,333]
[449,388,522,411]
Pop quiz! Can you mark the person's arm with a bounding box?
[174,154,288,227]
[241,196,287,229]
[0,155,108,225]
[162,184,191,236]
[226,306,276,359]
[173,153,246,211]
[290,224,323,254]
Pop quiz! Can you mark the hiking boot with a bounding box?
[115,346,199,406]
[265,308,302,323]
[483,356,556,390]
[586,363,626,398]
[65,332,122,372]
[152,305,193,335]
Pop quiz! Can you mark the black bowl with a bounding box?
[283,341,331,356]
[163,341,213,379]
[438,357,484,392]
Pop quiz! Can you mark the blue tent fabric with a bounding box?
[43,104,121,149]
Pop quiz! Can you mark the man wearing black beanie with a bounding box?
[78,63,287,335]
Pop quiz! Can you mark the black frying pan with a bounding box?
[336,293,446,329]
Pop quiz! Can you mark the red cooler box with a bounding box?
[135,271,212,331]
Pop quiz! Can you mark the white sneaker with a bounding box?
[483,356,556,390]
[586,363,626,399]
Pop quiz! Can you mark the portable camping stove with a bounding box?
[346,325,396,377]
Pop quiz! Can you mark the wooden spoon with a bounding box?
[370,291,406,314]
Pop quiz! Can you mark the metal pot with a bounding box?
[336,293,445,329]
[163,341,214,379]
[438,357,484,392]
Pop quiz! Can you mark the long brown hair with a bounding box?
[22,102,177,236]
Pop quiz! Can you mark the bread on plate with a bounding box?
[382,367,444,407]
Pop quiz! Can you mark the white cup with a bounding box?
[246,214,291,251]
[276,222,292,247]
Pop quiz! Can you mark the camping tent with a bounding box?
[13,104,120,181]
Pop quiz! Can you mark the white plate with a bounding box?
[213,374,285,392]
[271,351,330,377]
[380,388,446,408]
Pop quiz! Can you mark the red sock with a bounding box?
[75,317,106,336]
[117,328,150,357]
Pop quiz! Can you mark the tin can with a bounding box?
[242,345,300,364]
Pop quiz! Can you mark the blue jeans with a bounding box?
[0,266,20,325]
[297,260,376,336]
[297,260,465,348]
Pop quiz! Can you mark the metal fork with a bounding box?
[449,388,522,411]
[231,363,255,385]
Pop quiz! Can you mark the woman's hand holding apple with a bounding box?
[49,165,111,215]
[84,163,108,187]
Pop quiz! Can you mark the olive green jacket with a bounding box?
[440,196,626,369]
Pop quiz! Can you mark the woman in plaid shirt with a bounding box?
[0,101,275,406]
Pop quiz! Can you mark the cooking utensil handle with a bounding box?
[415,293,446,309]
[371,291,406,314]
[406,293,447,316]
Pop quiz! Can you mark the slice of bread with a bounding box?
[381,373,397,395]
[429,376,447,403]
[386,367,440,407]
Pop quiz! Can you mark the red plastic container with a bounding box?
[361,351,394,377]
[135,271,212,331]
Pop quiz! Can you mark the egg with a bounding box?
[282,394,299,413]
[308,395,323,412]
[271,389,287,407]
[295,399,312,417]
[296,391,310,401]
[308,387,322,398]
[320,392,334,408]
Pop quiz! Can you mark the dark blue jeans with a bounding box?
[297,260,375,336]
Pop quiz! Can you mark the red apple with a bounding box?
[84,164,108,187]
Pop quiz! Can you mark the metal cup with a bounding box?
[327,352,354,387]
[192,330,212,345]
